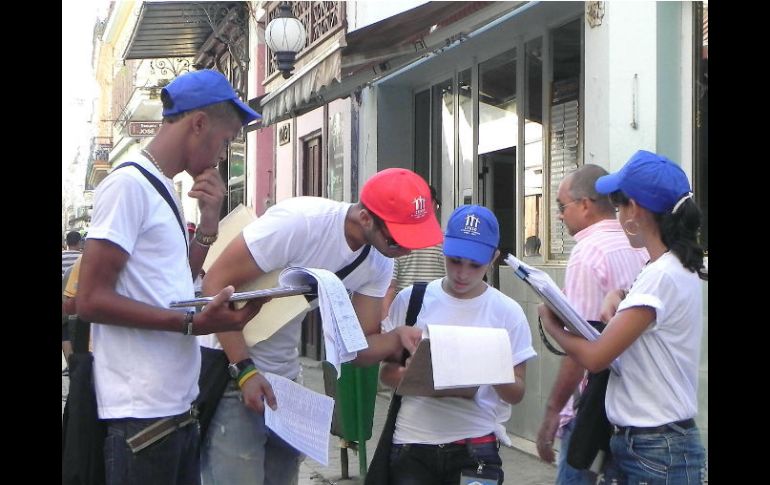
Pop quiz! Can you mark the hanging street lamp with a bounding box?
[264,2,307,79]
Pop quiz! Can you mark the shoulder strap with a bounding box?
[400,281,427,365]
[405,282,427,327]
[335,244,371,280]
[114,162,187,251]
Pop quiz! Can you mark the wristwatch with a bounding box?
[228,358,256,379]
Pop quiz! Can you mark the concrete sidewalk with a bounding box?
[297,357,556,485]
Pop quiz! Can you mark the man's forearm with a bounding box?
[217,330,253,365]
[353,331,402,366]
[188,240,209,279]
[545,356,585,414]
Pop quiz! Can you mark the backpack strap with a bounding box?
[400,281,427,365]
[114,162,188,252]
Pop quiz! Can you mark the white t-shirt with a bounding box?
[606,251,703,427]
[88,156,198,419]
[382,279,537,444]
[199,197,393,378]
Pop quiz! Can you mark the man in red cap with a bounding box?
[199,168,442,485]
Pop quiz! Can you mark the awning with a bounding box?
[123,1,240,60]
[259,1,516,126]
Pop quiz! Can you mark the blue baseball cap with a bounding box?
[443,205,500,265]
[161,69,261,124]
[595,150,692,214]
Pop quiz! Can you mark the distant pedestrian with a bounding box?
[62,230,83,365]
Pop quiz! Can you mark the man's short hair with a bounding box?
[568,164,615,214]
[66,231,82,247]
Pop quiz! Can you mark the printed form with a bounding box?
[263,373,334,466]
[279,267,369,376]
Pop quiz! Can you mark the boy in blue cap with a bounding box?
[77,69,266,485]
[539,150,707,484]
[380,205,537,484]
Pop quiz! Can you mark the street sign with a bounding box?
[128,121,161,137]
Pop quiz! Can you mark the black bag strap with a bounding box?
[305,245,371,302]
[114,162,188,252]
[364,281,428,485]
[400,281,427,365]
[336,244,371,280]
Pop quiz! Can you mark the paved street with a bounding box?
[62,354,556,484]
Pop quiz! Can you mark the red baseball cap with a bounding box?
[360,168,443,249]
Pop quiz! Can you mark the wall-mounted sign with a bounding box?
[278,123,291,145]
[128,121,162,137]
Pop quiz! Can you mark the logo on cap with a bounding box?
[462,214,481,236]
[412,196,427,219]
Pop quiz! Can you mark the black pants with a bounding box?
[388,441,504,485]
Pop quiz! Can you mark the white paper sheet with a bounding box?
[504,253,621,375]
[278,267,369,376]
[427,325,515,389]
[263,373,335,466]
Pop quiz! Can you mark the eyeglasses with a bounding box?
[557,199,579,214]
[557,197,596,214]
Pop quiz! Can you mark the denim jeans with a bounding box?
[557,419,599,485]
[200,380,302,485]
[605,423,705,484]
[104,416,200,485]
[388,441,504,485]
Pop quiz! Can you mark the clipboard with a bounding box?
[170,285,314,308]
[395,339,479,398]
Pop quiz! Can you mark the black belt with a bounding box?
[613,418,695,436]
[126,407,198,453]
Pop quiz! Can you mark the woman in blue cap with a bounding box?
[539,150,706,484]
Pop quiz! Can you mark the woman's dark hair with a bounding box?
[654,199,705,278]
[610,190,705,278]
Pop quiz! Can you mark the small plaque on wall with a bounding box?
[278,123,291,145]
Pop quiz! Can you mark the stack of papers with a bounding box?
[504,254,621,375]
[278,267,369,376]
[263,373,335,466]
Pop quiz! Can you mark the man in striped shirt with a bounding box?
[382,186,446,318]
[536,165,648,484]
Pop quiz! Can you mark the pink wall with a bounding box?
[253,42,274,216]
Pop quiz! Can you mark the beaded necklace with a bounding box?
[140,148,164,175]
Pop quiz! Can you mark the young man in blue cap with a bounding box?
[380,205,537,485]
[77,69,268,485]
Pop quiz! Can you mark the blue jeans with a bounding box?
[557,419,599,485]
[606,424,705,484]
[104,416,200,485]
[388,441,504,485]
[200,381,302,485]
